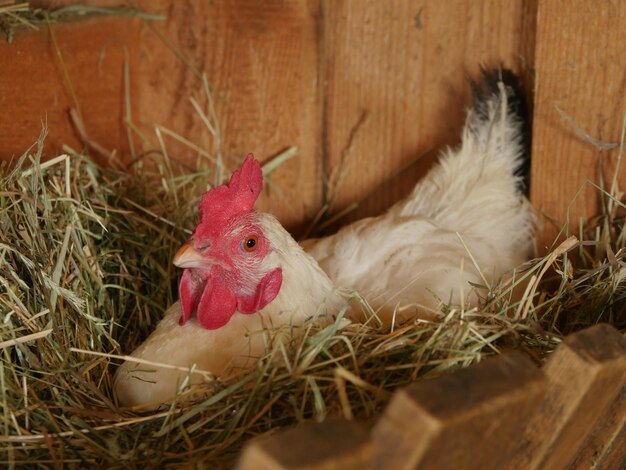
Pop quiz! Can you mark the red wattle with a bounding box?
[178,266,283,330]
[237,268,283,314]
[179,269,204,325]
[196,273,238,329]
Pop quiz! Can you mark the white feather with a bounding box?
[304,80,533,324]
[115,74,533,407]
[114,213,345,407]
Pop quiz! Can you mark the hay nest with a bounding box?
[1,132,625,467]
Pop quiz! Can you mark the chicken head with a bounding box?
[174,154,283,330]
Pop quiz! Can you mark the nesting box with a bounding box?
[1,0,625,468]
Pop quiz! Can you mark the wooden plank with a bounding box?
[511,323,626,469]
[319,0,537,228]
[569,331,626,469]
[568,382,626,469]
[596,405,626,470]
[5,0,321,231]
[371,352,547,470]
[530,0,626,251]
[237,419,373,470]
[0,15,140,164]
[135,0,322,232]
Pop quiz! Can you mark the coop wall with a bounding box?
[1,0,625,247]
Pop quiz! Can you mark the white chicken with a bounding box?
[114,68,533,408]
[304,68,533,324]
[114,155,347,408]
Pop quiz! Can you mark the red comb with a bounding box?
[194,154,263,239]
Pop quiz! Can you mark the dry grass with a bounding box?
[0,2,163,42]
[1,123,625,467]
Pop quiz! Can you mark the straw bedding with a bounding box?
[1,123,625,467]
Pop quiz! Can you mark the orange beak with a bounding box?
[173,243,230,270]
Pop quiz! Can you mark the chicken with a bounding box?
[114,156,346,408]
[114,68,533,408]
[304,68,533,324]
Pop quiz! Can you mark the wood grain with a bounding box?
[7,0,626,245]
[4,0,322,231]
[568,382,626,469]
[511,323,626,469]
[319,0,537,228]
[371,352,547,470]
[1,0,538,232]
[0,15,140,164]
[568,332,626,468]
[134,0,322,232]
[238,419,373,470]
[530,0,626,250]
[596,405,626,469]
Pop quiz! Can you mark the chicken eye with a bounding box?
[243,235,259,252]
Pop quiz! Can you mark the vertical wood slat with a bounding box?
[136,0,323,232]
[370,352,547,470]
[0,16,140,164]
[510,324,626,469]
[530,0,626,251]
[0,0,323,232]
[319,0,537,228]
[4,0,626,244]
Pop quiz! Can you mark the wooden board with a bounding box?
[6,0,626,243]
[3,0,322,232]
[236,327,626,469]
[569,382,626,468]
[569,332,626,469]
[135,0,323,232]
[238,419,373,470]
[319,0,537,227]
[596,407,626,469]
[0,15,140,165]
[530,0,626,250]
[510,323,626,469]
[134,0,537,232]
[371,352,547,469]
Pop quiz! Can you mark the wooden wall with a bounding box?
[530,0,626,247]
[1,0,625,247]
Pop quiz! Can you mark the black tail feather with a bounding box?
[470,67,532,194]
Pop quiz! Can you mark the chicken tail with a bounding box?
[393,67,534,257]
[467,67,531,194]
